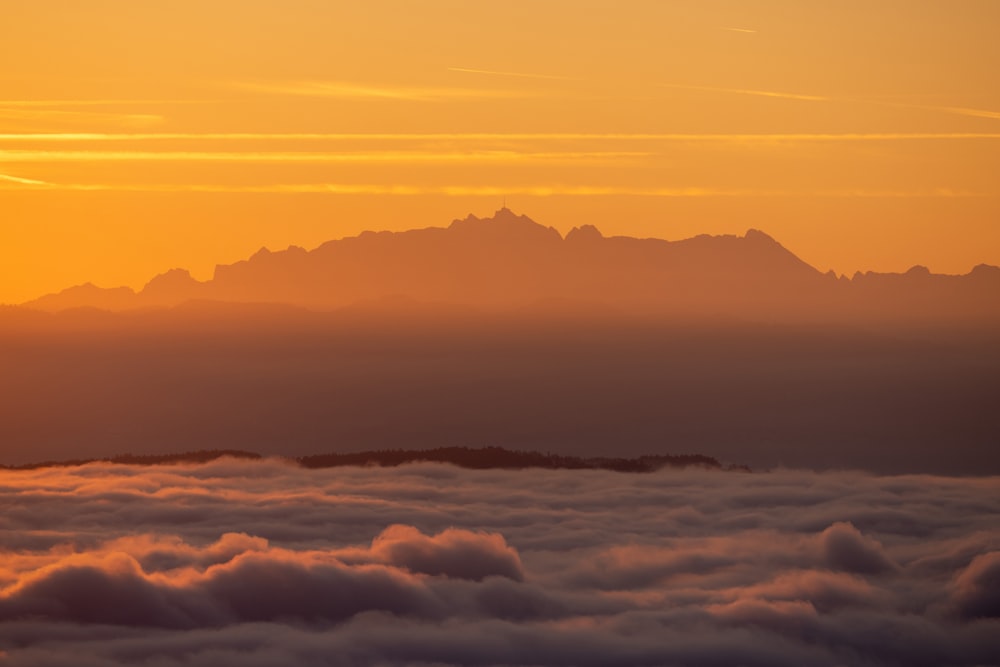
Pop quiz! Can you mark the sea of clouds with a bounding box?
[1,459,998,666]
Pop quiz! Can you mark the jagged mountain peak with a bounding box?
[744,228,778,243]
[566,224,604,242]
[142,268,198,292]
[448,207,562,240]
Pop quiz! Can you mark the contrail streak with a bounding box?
[0,173,50,185]
[447,67,576,81]
[660,83,827,102]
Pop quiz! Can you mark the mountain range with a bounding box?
[23,208,1000,326]
[5,208,998,473]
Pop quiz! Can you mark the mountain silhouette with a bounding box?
[4,210,1000,474]
[21,207,1000,325]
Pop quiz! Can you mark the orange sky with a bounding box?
[2,0,1000,304]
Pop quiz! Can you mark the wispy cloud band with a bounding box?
[0,173,50,185]
[232,81,534,101]
[660,83,828,102]
[0,179,984,199]
[0,100,209,106]
[0,108,164,127]
[447,67,576,81]
[5,132,998,142]
[0,149,646,163]
[939,106,1000,121]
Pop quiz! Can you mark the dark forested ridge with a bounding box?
[1,449,264,470]
[1,446,740,473]
[297,446,734,472]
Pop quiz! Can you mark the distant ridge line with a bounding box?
[18,207,999,327]
[0,446,749,473]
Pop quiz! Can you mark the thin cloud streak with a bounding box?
[232,81,535,101]
[861,98,1000,122]
[722,27,758,33]
[448,67,577,81]
[0,180,984,198]
[0,100,210,106]
[0,173,50,185]
[660,83,828,102]
[940,106,1000,121]
[0,149,644,164]
[0,108,164,127]
[3,132,999,142]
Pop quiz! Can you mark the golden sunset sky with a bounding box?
[2,0,999,303]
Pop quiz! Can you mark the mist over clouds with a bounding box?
[1,460,998,666]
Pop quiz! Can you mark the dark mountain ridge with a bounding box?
[22,208,1000,326]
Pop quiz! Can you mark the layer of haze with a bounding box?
[2,304,998,474]
[3,1,1000,303]
[1,460,998,666]
[4,209,998,474]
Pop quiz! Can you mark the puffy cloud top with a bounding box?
[1,460,998,666]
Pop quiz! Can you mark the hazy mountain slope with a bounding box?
[22,209,1000,325]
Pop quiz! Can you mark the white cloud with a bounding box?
[1,461,998,665]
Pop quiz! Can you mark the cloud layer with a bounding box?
[1,460,998,666]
